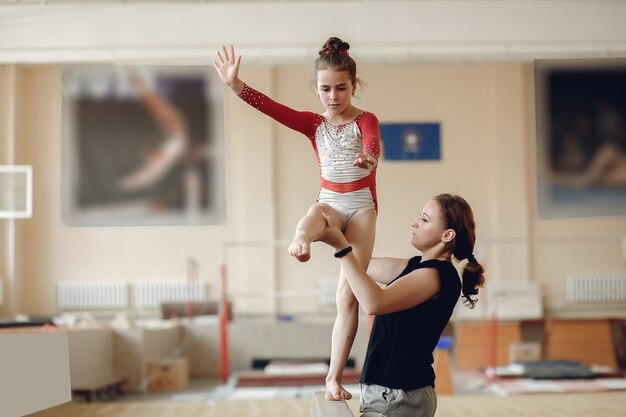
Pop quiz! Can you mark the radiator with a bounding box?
[318,278,337,306]
[565,274,626,303]
[57,281,129,309]
[133,281,208,309]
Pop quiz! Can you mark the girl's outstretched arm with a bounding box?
[212,45,318,138]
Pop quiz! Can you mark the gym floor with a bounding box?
[29,377,626,417]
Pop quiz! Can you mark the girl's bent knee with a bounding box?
[307,203,330,216]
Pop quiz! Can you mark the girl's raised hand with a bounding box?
[352,153,378,172]
[213,45,243,93]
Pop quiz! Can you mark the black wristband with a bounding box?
[334,246,353,258]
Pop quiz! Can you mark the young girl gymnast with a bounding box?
[213,37,380,401]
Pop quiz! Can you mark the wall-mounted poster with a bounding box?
[535,58,626,219]
[0,165,32,219]
[61,65,226,226]
[379,123,441,161]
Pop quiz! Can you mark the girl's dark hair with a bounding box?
[314,37,359,86]
[433,194,485,309]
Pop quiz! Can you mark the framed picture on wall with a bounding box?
[0,165,32,219]
[379,123,441,161]
[61,65,226,226]
[535,58,626,219]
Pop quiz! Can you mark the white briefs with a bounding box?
[317,187,376,228]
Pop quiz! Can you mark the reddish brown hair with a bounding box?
[434,194,485,308]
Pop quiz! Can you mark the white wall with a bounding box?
[0,1,625,64]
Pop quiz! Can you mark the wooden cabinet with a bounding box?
[453,321,522,369]
[544,319,618,368]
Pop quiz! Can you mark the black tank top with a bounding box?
[360,256,461,390]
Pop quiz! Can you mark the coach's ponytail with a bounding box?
[433,194,485,308]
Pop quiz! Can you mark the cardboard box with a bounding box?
[454,321,522,369]
[67,328,116,390]
[509,342,542,363]
[146,357,188,391]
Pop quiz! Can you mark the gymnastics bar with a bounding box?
[219,263,230,384]
[311,391,354,417]
[218,239,290,384]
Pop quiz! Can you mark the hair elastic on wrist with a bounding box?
[334,246,353,258]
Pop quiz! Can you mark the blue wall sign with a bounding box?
[380,123,441,160]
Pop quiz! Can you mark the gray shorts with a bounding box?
[359,383,437,417]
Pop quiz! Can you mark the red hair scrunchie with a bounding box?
[323,49,349,56]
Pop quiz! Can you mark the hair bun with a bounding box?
[319,37,350,55]
[337,41,350,52]
[314,37,358,84]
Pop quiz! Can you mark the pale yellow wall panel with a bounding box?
[3,61,626,318]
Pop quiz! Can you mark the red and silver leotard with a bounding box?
[238,84,380,225]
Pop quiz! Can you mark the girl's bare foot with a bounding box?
[288,232,311,262]
[325,379,352,401]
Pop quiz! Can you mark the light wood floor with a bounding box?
[28,392,626,417]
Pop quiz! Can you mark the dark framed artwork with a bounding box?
[535,58,626,219]
[61,65,226,226]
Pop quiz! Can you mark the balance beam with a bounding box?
[311,391,354,417]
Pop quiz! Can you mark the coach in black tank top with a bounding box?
[319,194,485,416]
[361,256,460,391]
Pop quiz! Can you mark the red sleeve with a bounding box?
[357,112,381,159]
[237,84,319,140]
